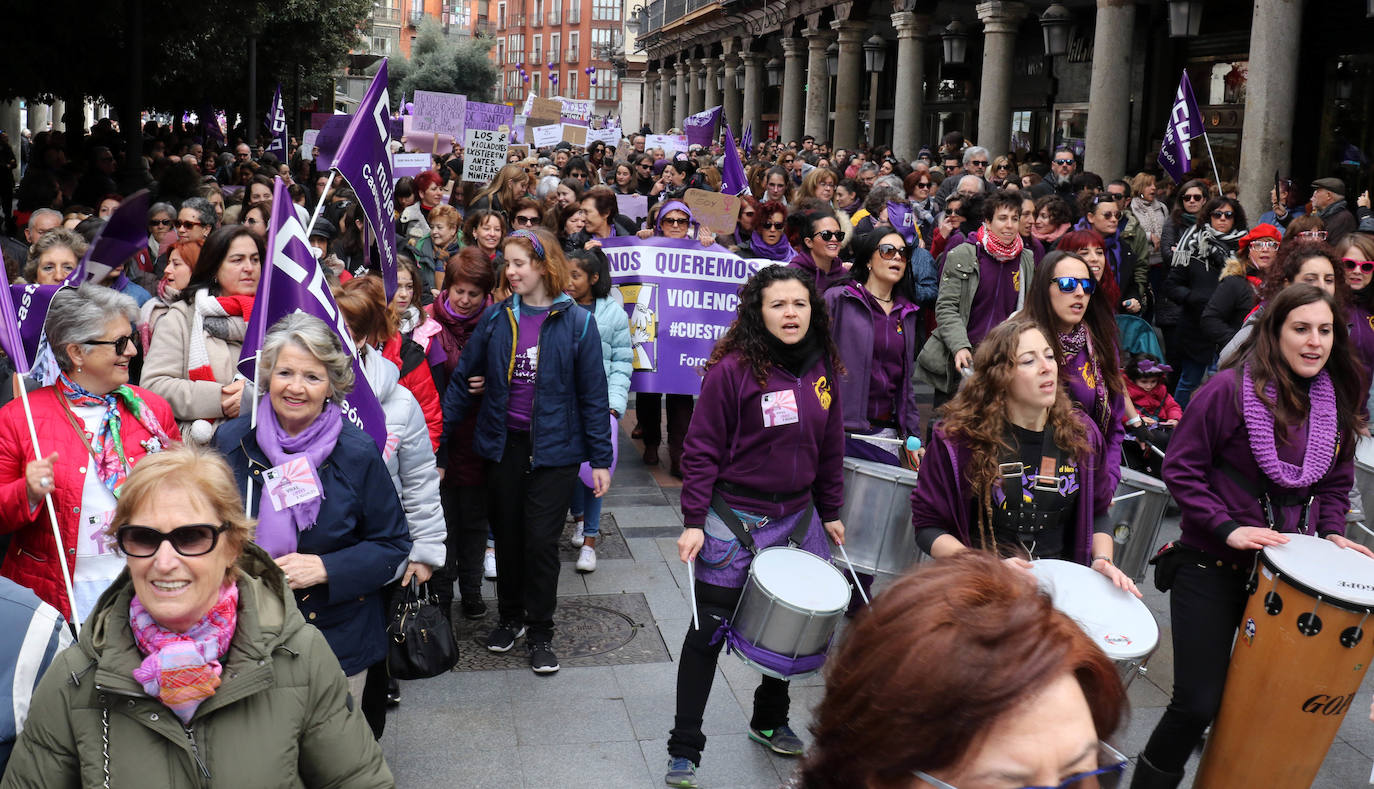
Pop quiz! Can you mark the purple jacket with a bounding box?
[823,282,921,437]
[1063,344,1126,492]
[1163,368,1353,565]
[789,248,849,293]
[909,411,1113,566]
[680,351,845,527]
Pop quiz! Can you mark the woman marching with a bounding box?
[908,318,1136,594]
[665,265,846,788]
[1132,284,1371,788]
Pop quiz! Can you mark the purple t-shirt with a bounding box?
[506,304,550,431]
[966,249,1020,347]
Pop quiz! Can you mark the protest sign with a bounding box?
[392,152,431,180]
[558,97,593,120]
[465,101,515,132]
[412,90,467,135]
[529,97,562,127]
[561,123,588,147]
[300,129,319,161]
[684,190,741,235]
[601,236,778,395]
[646,134,687,156]
[588,127,621,146]
[399,116,456,155]
[464,128,509,183]
[615,194,649,225]
[530,124,562,149]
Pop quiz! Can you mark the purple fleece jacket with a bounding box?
[1062,344,1126,492]
[1163,367,1353,565]
[823,281,922,437]
[909,410,1113,566]
[789,248,850,294]
[680,351,845,527]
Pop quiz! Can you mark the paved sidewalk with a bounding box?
[381,415,1374,788]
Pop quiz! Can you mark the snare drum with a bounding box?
[726,547,851,680]
[835,457,922,576]
[1196,535,1374,788]
[1106,468,1170,583]
[1030,559,1159,689]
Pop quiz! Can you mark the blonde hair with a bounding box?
[502,227,568,297]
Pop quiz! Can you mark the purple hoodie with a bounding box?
[789,247,849,293]
[1163,368,1353,565]
[823,282,921,436]
[680,351,845,527]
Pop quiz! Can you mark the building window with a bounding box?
[498,2,506,28]
[551,32,560,61]
[568,30,578,61]
[592,0,619,21]
[592,67,618,102]
[533,34,542,62]
[591,27,614,53]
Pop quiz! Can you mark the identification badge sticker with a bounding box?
[80,511,115,556]
[761,390,799,428]
[264,458,321,512]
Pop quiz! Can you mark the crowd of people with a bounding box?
[1,113,1372,789]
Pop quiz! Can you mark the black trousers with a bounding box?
[636,393,694,450]
[433,483,489,611]
[486,430,578,640]
[1140,560,1250,773]
[668,580,790,766]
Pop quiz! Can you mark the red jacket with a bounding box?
[1125,378,1183,422]
[381,335,442,450]
[0,385,180,620]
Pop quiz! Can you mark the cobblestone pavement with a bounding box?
[381,411,1374,788]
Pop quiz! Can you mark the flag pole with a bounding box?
[1200,131,1223,191]
[307,171,338,236]
[16,381,79,637]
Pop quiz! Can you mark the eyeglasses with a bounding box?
[148,218,172,227]
[175,220,204,230]
[996,165,1010,171]
[913,742,1128,789]
[513,215,539,226]
[1053,158,1075,166]
[1106,193,1128,202]
[661,217,690,227]
[1345,258,1374,273]
[812,230,843,242]
[968,160,988,168]
[1248,239,1278,251]
[116,523,230,558]
[1182,193,1205,203]
[761,221,786,230]
[915,182,932,188]
[1053,276,1096,294]
[1299,230,1329,241]
[876,244,905,260]
[86,334,137,355]
[1211,210,1234,219]
[1095,211,1122,220]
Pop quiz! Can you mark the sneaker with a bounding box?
[483,550,498,580]
[664,756,699,788]
[571,519,585,548]
[528,640,560,673]
[486,621,526,652]
[575,544,597,573]
[461,597,488,620]
[748,724,804,756]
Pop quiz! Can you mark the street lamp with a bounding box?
[826,41,839,77]
[766,57,783,87]
[717,71,724,91]
[1039,4,1073,57]
[735,69,745,91]
[863,35,885,73]
[1167,0,1203,38]
[941,19,968,66]
[632,4,648,38]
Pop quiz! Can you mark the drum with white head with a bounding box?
[1030,559,1159,688]
[727,547,851,680]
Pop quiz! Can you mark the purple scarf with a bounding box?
[254,397,343,557]
[1241,364,1339,489]
[749,229,795,261]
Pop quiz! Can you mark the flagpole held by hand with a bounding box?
[307,171,338,237]
[16,381,79,637]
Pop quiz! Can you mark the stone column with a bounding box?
[620,75,645,136]
[975,1,1027,154]
[51,100,65,132]
[27,102,48,133]
[675,60,690,130]
[703,60,721,116]
[890,12,930,161]
[642,70,658,133]
[687,59,705,117]
[722,54,742,133]
[1238,0,1304,219]
[779,38,806,144]
[1083,0,1136,179]
[658,65,675,134]
[741,53,765,143]
[830,20,867,151]
[803,28,834,142]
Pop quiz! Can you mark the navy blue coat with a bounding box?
[213,417,411,675]
[441,292,613,470]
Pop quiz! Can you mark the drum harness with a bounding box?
[992,423,1071,559]
[709,482,815,557]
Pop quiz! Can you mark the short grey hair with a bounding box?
[872,175,904,192]
[46,284,140,372]
[180,197,218,230]
[148,201,175,220]
[24,227,88,281]
[257,313,355,405]
[863,185,905,217]
[857,163,879,176]
[958,174,985,194]
[535,174,562,201]
[29,208,62,227]
[962,146,989,165]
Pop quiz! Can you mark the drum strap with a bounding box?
[1214,460,1314,533]
[710,490,815,555]
[998,423,1062,516]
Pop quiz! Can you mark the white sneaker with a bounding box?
[571,519,585,548]
[484,550,498,580]
[575,545,597,573]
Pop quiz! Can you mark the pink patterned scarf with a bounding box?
[131,582,239,724]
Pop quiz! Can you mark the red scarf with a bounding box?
[975,226,1025,262]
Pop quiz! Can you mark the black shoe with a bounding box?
[529,639,560,674]
[487,621,527,652]
[1129,754,1184,789]
[461,597,488,620]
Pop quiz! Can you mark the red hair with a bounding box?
[1057,228,1120,308]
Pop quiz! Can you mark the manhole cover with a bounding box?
[452,592,670,671]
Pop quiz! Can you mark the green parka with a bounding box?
[0,545,394,789]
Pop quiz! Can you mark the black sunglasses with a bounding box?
[661,217,690,227]
[1053,158,1075,166]
[812,230,842,242]
[148,218,173,227]
[513,215,539,226]
[969,160,989,167]
[761,221,785,230]
[1053,276,1096,294]
[1212,210,1234,219]
[87,334,137,355]
[876,244,906,260]
[116,523,230,558]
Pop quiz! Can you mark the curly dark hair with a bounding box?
[1259,239,1347,305]
[705,265,841,386]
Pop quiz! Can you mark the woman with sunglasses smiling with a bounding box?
[0,284,179,623]
[789,209,848,293]
[3,445,394,786]
[1077,193,1147,315]
[1200,223,1282,353]
[1337,232,1374,395]
[1160,179,1210,263]
[1218,238,1346,365]
[792,551,1128,789]
[1165,196,1247,407]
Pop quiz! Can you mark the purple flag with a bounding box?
[0,282,32,373]
[719,122,749,197]
[1158,71,1204,184]
[683,105,722,149]
[201,104,225,145]
[741,122,753,158]
[329,60,398,302]
[312,114,353,173]
[238,178,389,451]
[265,83,288,160]
[885,201,918,246]
[66,189,152,287]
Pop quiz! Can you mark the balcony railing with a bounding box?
[566,47,578,63]
[475,18,496,35]
[567,8,580,23]
[531,49,542,63]
[507,52,523,64]
[373,6,401,24]
[641,0,716,34]
[531,13,542,27]
[510,13,526,26]
[408,10,425,27]
[548,10,560,24]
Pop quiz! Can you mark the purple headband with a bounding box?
[508,228,546,259]
[1135,360,1172,375]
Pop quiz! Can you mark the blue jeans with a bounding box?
[569,482,602,537]
[1173,358,1211,409]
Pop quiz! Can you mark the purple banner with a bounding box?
[312,114,353,172]
[1158,71,1204,184]
[465,101,515,132]
[720,121,749,197]
[331,60,398,302]
[265,83,288,160]
[238,177,389,451]
[683,105,722,149]
[600,236,782,395]
[67,189,152,286]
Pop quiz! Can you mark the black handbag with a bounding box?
[386,579,459,680]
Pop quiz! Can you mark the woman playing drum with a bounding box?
[908,318,1137,594]
[666,265,846,788]
[1133,284,1373,788]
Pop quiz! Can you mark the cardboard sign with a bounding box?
[465,101,515,132]
[684,190,741,235]
[530,124,562,149]
[615,193,649,225]
[646,134,688,156]
[561,123,587,147]
[392,152,431,180]
[400,116,456,155]
[588,127,622,147]
[300,129,319,161]
[412,90,467,135]
[463,128,509,184]
[529,97,563,127]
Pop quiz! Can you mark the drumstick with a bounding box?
[1111,490,1148,505]
[685,558,701,632]
[835,543,871,605]
[845,433,923,452]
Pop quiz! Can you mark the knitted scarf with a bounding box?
[1059,323,1110,430]
[974,225,1025,263]
[253,397,342,558]
[1241,364,1339,489]
[1171,223,1246,269]
[430,294,487,378]
[1032,223,1072,245]
[188,290,253,383]
[748,229,795,261]
[131,582,238,725]
[56,372,174,496]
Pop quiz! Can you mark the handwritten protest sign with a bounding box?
[615,194,649,225]
[465,101,514,132]
[300,129,319,161]
[561,123,588,147]
[588,127,622,147]
[530,124,562,149]
[412,90,467,135]
[400,116,456,155]
[463,128,509,183]
[558,97,593,120]
[528,97,562,127]
[684,190,741,235]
